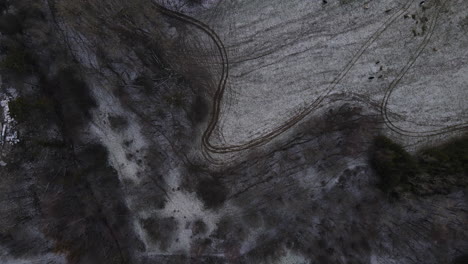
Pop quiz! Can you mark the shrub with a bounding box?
[56,68,96,112]
[0,13,22,35]
[108,115,128,131]
[370,134,468,195]
[133,74,153,92]
[370,135,418,192]
[1,46,27,73]
[140,216,177,251]
[48,67,97,132]
[418,135,468,176]
[8,97,28,121]
[7,96,54,122]
[196,177,228,209]
[164,91,186,108]
[192,219,207,236]
[188,95,209,124]
[34,139,66,148]
[452,254,468,264]
[34,96,54,113]
[0,1,10,13]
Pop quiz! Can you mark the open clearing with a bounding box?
[180,0,468,152]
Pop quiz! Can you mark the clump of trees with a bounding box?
[188,95,209,124]
[108,115,128,131]
[1,44,28,73]
[8,96,54,122]
[163,91,186,108]
[196,177,228,209]
[452,254,468,264]
[418,135,468,176]
[0,5,30,74]
[140,216,178,251]
[0,13,22,35]
[370,135,419,192]
[191,219,207,236]
[370,134,468,195]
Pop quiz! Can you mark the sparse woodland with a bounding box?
[0,0,466,263]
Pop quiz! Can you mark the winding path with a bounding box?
[380,0,468,137]
[154,0,467,155]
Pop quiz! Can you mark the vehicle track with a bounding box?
[154,0,420,154]
[151,3,231,152]
[380,0,468,137]
[153,0,468,157]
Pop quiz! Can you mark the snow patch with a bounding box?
[274,249,308,264]
[156,168,221,253]
[0,253,66,264]
[0,92,20,146]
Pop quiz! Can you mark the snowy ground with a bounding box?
[1,0,465,263]
[188,0,468,150]
[0,85,20,160]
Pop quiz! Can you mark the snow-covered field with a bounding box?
[188,0,468,150]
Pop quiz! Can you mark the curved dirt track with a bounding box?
[380,0,468,137]
[152,3,230,153]
[155,0,467,155]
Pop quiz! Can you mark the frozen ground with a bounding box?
[0,0,466,263]
[189,0,468,151]
[0,88,20,147]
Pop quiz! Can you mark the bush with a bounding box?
[196,177,228,209]
[1,45,27,73]
[0,1,10,14]
[418,135,468,176]
[60,144,109,186]
[8,97,28,121]
[370,135,418,192]
[188,95,209,124]
[133,74,153,92]
[56,68,96,112]
[48,67,97,132]
[140,216,177,251]
[452,254,468,264]
[164,91,186,108]
[8,96,54,122]
[371,134,468,195]
[0,13,22,35]
[34,139,66,148]
[108,115,128,131]
[192,219,207,236]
